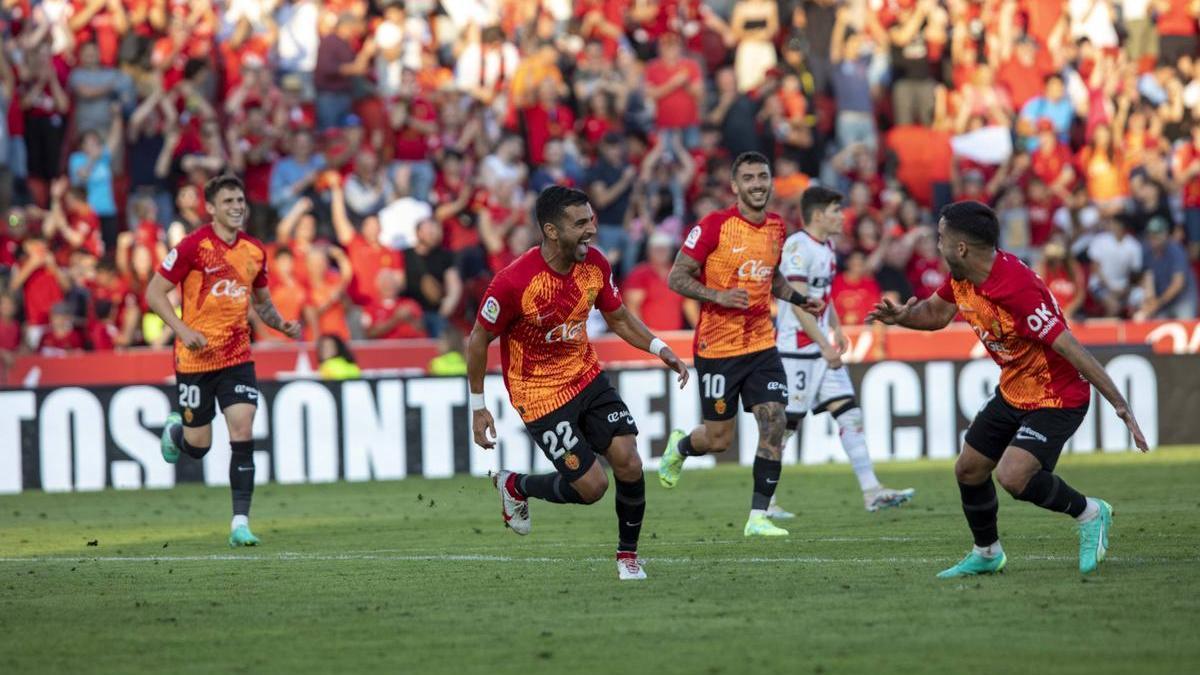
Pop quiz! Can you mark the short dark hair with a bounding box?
[800,186,843,224]
[731,151,771,177]
[939,200,999,248]
[204,174,245,204]
[535,186,590,231]
[319,333,356,364]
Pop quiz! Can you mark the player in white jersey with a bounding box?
[775,186,915,512]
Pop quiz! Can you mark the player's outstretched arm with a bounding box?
[771,269,825,315]
[145,272,206,350]
[467,323,498,449]
[1051,330,1150,452]
[667,251,748,308]
[602,305,690,389]
[866,293,957,331]
[251,287,302,340]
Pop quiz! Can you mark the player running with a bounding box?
[777,186,914,512]
[867,201,1150,577]
[149,175,302,547]
[657,152,823,537]
[468,186,689,581]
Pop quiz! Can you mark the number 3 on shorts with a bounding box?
[701,373,725,399]
[178,384,200,408]
[540,421,579,460]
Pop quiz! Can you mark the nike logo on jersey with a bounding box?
[205,266,223,274]
[732,246,748,253]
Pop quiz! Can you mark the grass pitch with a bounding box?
[2,447,1198,675]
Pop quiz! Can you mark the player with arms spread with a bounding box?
[468,186,689,581]
[778,186,914,513]
[868,201,1150,577]
[657,152,823,537]
[148,175,302,547]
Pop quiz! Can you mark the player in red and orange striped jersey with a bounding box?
[868,201,1150,578]
[146,175,302,548]
[467,186,689,581]
[658,152,824,538]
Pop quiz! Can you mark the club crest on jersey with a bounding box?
[714,398,727,415]
[545,320,585,343]
[481,296,501,323]
[183,408,193,424]
[737,259,773,281]
[563,453,580,471]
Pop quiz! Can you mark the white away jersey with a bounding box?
[776,230,835,352]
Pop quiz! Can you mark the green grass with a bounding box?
[2,448,1199,675]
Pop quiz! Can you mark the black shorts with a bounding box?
[694,347,788,421]
[175,362,260,428]
[524,373,638,481]
[964,389,1088,470]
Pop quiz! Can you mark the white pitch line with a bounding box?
[0,553,1193,565]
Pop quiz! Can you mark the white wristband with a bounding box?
[469,392,486,411]
[648,337,667,358]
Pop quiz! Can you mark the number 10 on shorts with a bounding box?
[701,373,726,399]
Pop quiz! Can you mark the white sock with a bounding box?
[231,514,249,531]
[749,508,768,519]
[973,541,1003,559]
[837,409,881,492]
[1075,498,1100,523]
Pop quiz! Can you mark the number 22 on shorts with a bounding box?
[540,421,579,459]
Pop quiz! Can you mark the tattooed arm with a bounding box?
[252,286,302,339]
[771,269,825,315]
[667,251,747,308]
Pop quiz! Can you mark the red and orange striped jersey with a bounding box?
[157,225,269,374]
[681,205,786,358]
[936,251,1090,410]
[477,247,622,422]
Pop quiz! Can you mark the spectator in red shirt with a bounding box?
[0,290,23,367]
[37,301,83,355]
[622,230,695,330]
[303,245,353,341]
[8,235,66,341]
[387,69,438,201]
[905,228,948,299]
[1026,177,1061,247]
[19,42,71,197]
[1030,118,1076,200]
[330,181,401,308]
[997,36,1048,112]
[832,249,883,326]
[1173,123,1200,260]
[254,248,308,343]
[227,102,281,238]
[644,32,704,147]
[362,268,426,339]
[43,179,104,265]
[522,79,576,166]
[1035,237,1087,320]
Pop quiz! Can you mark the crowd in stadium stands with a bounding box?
[2,0,1200,366]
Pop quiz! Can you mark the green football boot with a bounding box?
[228,524,261,548]
[1078,499,1113,575]
[161,412,183,464]
[936,550,1007,579]
[658,429,687,489]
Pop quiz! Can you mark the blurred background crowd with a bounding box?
[2,0,1199,368]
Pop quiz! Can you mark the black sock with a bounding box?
[181,437,210,460]
[1015,471,1087,517]
[615,475,645,553]
[751,456,782,511]
[516,473,587,504]
[678,434,700,457]
[229,441,255,517]
[959,479,1000,547]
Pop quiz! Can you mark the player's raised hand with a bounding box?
[177,325,207,350]
[473,408,498,450]
[659,346,690,388]
[714,288,750,309]
[280,320,302,340]
[1117,408,1150,453]
[866,296,916,325]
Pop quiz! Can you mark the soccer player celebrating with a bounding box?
[149,175,302,547]
[778,186,915,512]
[867,201,1150,577]
[657,152,823,537]
[468,186,689,581]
